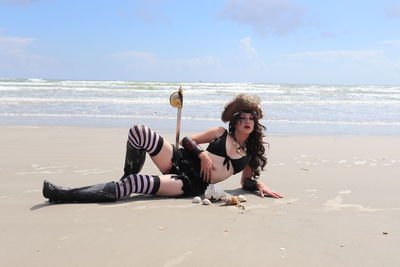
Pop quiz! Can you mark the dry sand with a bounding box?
[1,126,399,267]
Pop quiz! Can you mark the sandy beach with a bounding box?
[1,126,399,267]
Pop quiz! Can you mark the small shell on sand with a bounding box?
[221,196,231,202]
[192,196,202,203]
[238,195,247,202]
[222,196,240,205]
[202,199,212,205]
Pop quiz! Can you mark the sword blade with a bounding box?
[176,108,182,147]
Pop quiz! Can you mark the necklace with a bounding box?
[231,135,247,157]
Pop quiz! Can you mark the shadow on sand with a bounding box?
[31,188,259,211]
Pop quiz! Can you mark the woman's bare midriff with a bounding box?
[208,152,235,184]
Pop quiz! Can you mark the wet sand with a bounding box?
[1,126,399,266]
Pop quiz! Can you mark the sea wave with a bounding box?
[1,113,399,126]
[1,84,399,95]
[1,97,399,105]
[1,78,399,134]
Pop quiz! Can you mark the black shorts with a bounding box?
[169,146,209,197]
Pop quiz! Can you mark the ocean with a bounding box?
[1,78,399,135]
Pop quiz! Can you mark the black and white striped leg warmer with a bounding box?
[116,174,161,198]
[128,125,164,157]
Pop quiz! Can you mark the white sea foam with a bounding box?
[2,112,400,126]
[0,112,218,121]
[3,97,399,106]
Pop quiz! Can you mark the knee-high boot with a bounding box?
[120,141,146,179]
[42,180,117,203]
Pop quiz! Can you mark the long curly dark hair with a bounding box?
[229,113,268,179]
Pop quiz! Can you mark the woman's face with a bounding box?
[234,112,255,135]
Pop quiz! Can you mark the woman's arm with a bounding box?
[241,165,283,198]
[180,126,225,154]
[180,127,225,183]
[189,126,226,144]
[240,165,253,186]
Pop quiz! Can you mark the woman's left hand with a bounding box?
[257,182,283,198]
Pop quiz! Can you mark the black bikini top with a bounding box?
[206,130,250,174]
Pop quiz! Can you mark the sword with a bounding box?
[169,87,183,147]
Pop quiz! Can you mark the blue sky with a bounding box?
[0,0,399,84]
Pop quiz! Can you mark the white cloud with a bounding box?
[384,4,400,19]
[239,37,257,59]
[0,34,35,57]
[0,35,35,49]
[0,34,57,78]
[220,0,306,35]
[0,34,36,63]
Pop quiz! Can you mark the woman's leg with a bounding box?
[117,174,183,198]
[43,174,184,203]
[120,141,146,179]
[43,180,117,203]
[126,125,174,175]
[156,175,184,196]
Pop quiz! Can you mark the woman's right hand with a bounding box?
[199,152,215,183]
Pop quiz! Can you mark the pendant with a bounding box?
[233,141,241,150]
[236,149,246,157]
[232,136,246,156]
[233,141,246,156]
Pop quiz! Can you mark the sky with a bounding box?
[0,0,399,85]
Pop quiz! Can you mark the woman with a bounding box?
[42,94,282,203]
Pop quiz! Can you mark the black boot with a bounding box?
[43,180,117,203]
[120,141,146,180]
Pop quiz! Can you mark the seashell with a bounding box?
[202,199,212,205]
[192,196,202,203]
[238,195,247,202]
[221,196,231,204]
[222,196,240,205]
